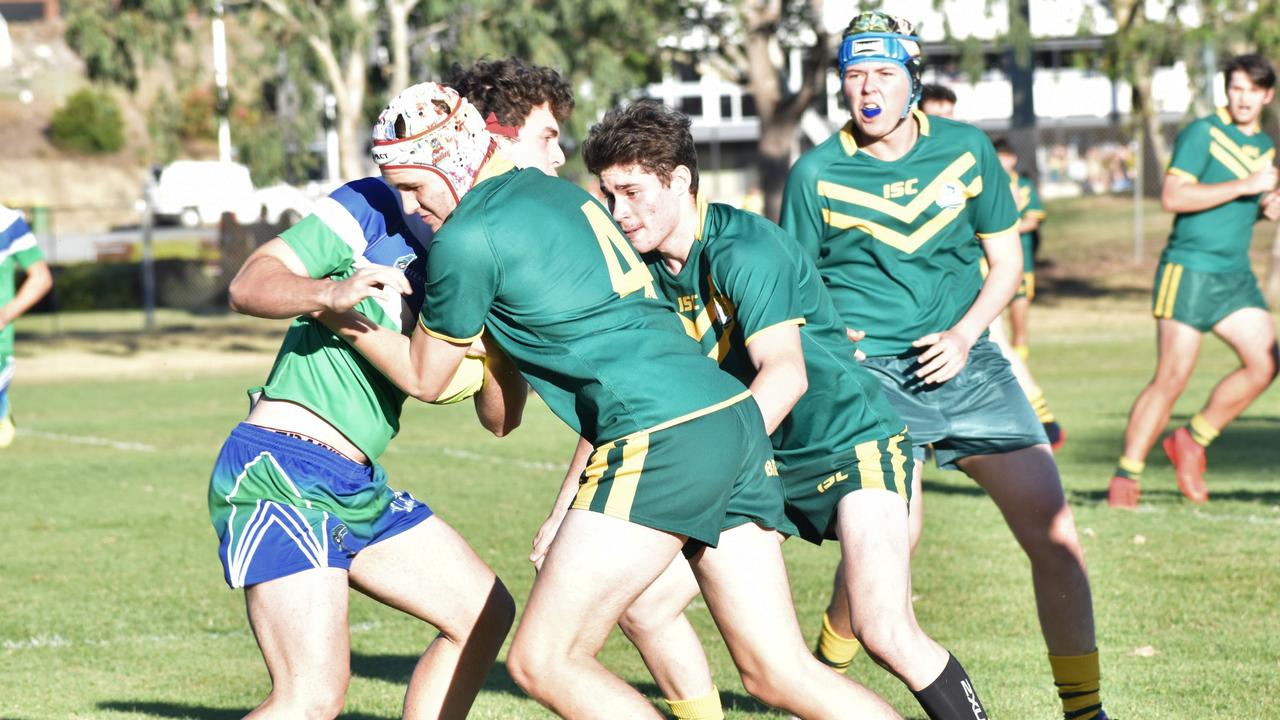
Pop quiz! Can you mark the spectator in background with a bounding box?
[0,203,52,448]
[919,83,956,118]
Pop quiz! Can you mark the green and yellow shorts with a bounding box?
[1151,261,1267,332]
[861,339,1048,471]
[571,394,796,549]
[778,429,913,545]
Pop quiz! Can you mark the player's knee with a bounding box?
[1244,344,1279,385]
[736,652,811,708]
[506,631,558,696]
[1151,366,1193,395]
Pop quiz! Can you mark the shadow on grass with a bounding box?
[350,655,775,715]
[97,701,390,720]
[1037,274,1151,302]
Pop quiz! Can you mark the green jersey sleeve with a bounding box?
[14,244,43,269]
[419,216,500,343]
[280,200,361,278]
[779,155,827,261]
[711,221,806,345]
[974,138,1020,237]
[1167,119,1211,181]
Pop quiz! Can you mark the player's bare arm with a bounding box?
[743,323,807,433]
[530,436,593,570]
[407,323,474,403]
[0,259,51,332]
[1162,165,1278,214]
[472,333,528,437]
[913,229,1021,384]
[228,237,411,319]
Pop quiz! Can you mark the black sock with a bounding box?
[912,653,988,720]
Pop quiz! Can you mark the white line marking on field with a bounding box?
[385,443,562,473]
[1,620,392,653]
[438,447,561,473]
[16,428,156,452]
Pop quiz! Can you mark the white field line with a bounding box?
[16,428,156,452]
[1,620,389,653]
[383,443,563,474]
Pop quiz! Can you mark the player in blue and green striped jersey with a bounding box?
[0,203,52,448]
[1109,54,1280,509]
[203,58,581,718]
[780,12,1106,720]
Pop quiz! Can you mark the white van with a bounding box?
[152,161,259,227]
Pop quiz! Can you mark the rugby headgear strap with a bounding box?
[371,82,495,203]
[838,12,923,119]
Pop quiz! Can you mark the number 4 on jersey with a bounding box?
[581,200,657,299]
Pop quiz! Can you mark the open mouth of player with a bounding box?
[861,103,883,119]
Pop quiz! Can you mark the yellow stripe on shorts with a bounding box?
[885,433,910,501]
[1159,264,1185,318]
[603,434,650,521]
[854,438,887,492]
[572,440,616,511]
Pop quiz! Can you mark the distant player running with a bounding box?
[781,12,1107,720]
[0,203,52,448]
[556,98,989,720]
[993,138,1046,360]
[1109,54,1280,508]
[371,81,899,719]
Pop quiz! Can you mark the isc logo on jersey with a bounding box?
[936,181,966,210]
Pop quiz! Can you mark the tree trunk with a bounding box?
[387,0,415,94]
[758,119,796,221]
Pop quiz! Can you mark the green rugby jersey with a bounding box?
[1164,109,1276,272]
[1013,173,1044,273]
[419,167,748,445]
[255,177,433,459]
[0,205,44,359]
[780,111,1019,357]
[648,200,903,467]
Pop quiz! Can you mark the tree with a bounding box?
[673,0,837,221]
[64,0,201,92]
[258,0,374,180]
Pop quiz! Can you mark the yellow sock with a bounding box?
[665,687,724,720]
[1115,456,1144,482]
[815,611,860,673]
[1014,343,1030,361]
[1188,412,1220,448]
[1049,650,1103,720]
[1026,386,1056,424]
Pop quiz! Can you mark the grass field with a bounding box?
[4,200,1280,718]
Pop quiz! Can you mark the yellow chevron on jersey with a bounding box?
[817,151,977,223]
[822,174,983,254]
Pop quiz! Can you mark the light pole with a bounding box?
[212,0,232,162]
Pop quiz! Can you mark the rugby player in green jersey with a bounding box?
[780,12,1106,720]
[371,81,899,719]
[993,138,1046,360]
[548,98,989,720]
[1108,54,1280,508]
[205,58,580,720]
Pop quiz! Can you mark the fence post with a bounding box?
[141,178,156,332]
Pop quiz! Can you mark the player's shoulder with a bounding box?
[703,203,795,266]
[790,127,854,181]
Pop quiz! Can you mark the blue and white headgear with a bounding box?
[837,11,923,119]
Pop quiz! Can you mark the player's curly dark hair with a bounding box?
[445,57,575,127]
[1223,54,1276,91]
[581,99,699,194]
